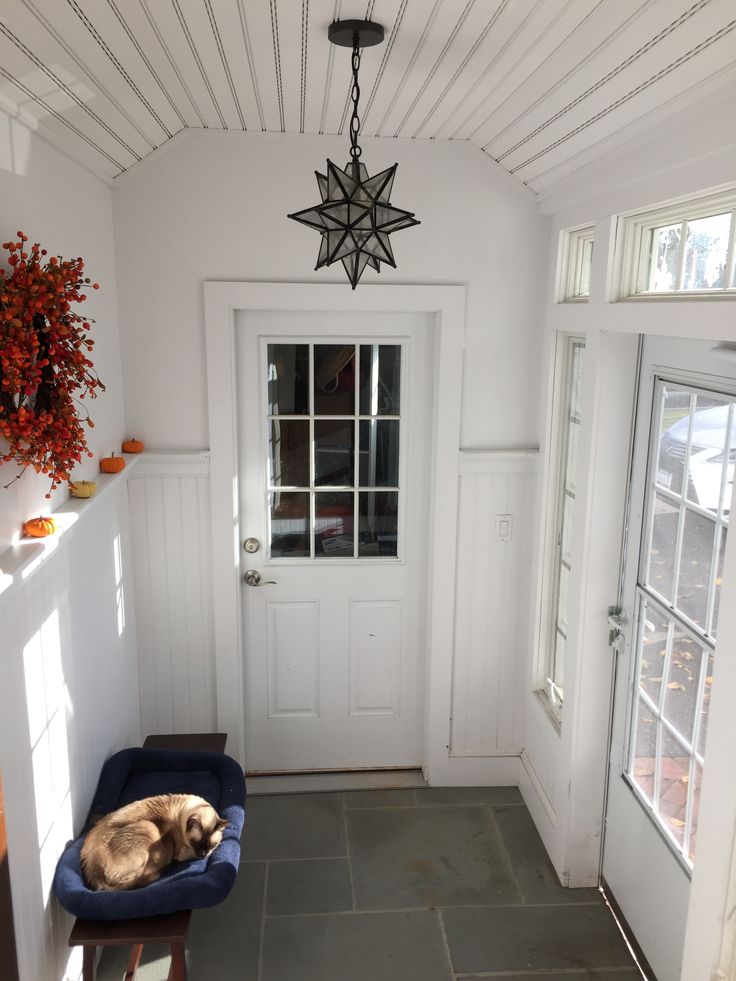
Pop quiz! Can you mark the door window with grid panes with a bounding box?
[628,381,734,864]
[266,342,402,560]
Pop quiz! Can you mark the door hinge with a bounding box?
[607,606,624,647]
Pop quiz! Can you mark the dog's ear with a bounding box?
[186,814,203,834]
[216,818,229,832]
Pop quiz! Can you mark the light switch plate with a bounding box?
[495,513,513,543]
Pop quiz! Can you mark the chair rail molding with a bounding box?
[204,282,466,777]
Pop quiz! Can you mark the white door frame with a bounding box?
[203,282,466,778]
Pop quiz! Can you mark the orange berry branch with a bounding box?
[0,232,105,497]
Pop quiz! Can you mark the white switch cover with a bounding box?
[495,514,513,543]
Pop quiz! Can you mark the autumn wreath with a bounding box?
[0,232,104,497]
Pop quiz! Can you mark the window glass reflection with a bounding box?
[359,420,399,487]
[315,420,354,486]
[359,492,398,557]
[269,420,309,487]
[270,492,310,558]
[359,345,401,415]
[315,492,354,557]
[267,344,309,414]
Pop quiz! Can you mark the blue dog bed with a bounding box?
[53,748,246,920]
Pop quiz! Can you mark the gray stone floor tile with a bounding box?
[443,905,636,973]
[414,786,524,805]
[263,911,453,981]
[493,804,602,904]
[344,788,416,808]
[243,793,346,860]
[97,943,171,981]
[96,863,265,981]
[349,804,522,909]
[267,858,352,915]
[482,972,639,980]
[187,862,265,979]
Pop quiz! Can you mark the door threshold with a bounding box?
[245,768,428,795]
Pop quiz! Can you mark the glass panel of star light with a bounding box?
[266,342,402,560]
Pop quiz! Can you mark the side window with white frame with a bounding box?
[559,225,594,302]
[619,188,736,298]
[542,334,586,716]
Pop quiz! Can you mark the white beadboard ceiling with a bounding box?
[0,0,734,193]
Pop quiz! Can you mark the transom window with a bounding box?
[558,225,594,302]
[620,188,736,298]
[628,380,734,865]
[266,342,402,559]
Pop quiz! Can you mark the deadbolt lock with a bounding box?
[243,537,261,553]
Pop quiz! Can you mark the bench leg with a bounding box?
[124,943,144,981]
[82,946,95,981]
[168,942,187,981]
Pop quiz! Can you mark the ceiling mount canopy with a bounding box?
[287,19,420,290]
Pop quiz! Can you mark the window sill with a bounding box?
[534,688,562,735]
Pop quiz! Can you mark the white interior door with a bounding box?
[236,310,433,774]
[603,336,736,980]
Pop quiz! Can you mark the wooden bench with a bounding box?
[68,733,227,981]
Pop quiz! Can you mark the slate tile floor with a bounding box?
[97,787,641,980]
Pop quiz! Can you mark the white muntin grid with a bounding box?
[627,378,734,868]
[264,340,404,562]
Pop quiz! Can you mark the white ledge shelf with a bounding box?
[0,453,140,597]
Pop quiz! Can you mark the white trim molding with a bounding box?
[204,282,466,776]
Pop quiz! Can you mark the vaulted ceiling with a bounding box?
[1,0,734,193]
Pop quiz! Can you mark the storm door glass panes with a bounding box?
[628,380,734,867]
[266,342,402,559]
[547,336,586,708]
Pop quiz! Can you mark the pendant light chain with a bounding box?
[288,19,419,289]
[349,38,362,160]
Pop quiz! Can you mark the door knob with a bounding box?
[243,569,277,587]
[243,537,261,553]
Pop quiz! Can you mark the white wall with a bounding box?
[113,130,547,453]
[113,131,548,774]
[0,476,140,981]
[0,114,139,981]
[0,111,126,551]
[524,92,736,976]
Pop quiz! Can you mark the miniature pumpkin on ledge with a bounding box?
[100,453,125,474]
[70,480,97,498]
[23,516,57,538]
[122,437,144,454]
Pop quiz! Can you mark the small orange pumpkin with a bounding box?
[23,516,57,538]
[100,453,126,474]
[122,437,144,454]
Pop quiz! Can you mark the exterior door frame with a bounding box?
[204,282,466,779]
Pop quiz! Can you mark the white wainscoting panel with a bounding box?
[267,601,320,719]
[349,600,402,717]
[128,452,216,736]
[450,450,538,758]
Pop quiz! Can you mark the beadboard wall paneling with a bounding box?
[1,1,734,193]
[450,450,538,759]
[0,477,140,981]
[128,452,216,737]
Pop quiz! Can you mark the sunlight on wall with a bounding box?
[63,945,83,981]
[0,110,31,176]
[113,532,126,637]
[23,609,74,909]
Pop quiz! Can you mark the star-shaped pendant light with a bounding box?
[288,20,420,289]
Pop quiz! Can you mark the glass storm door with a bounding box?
[603,336,736,981]
[236,310,433,773]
